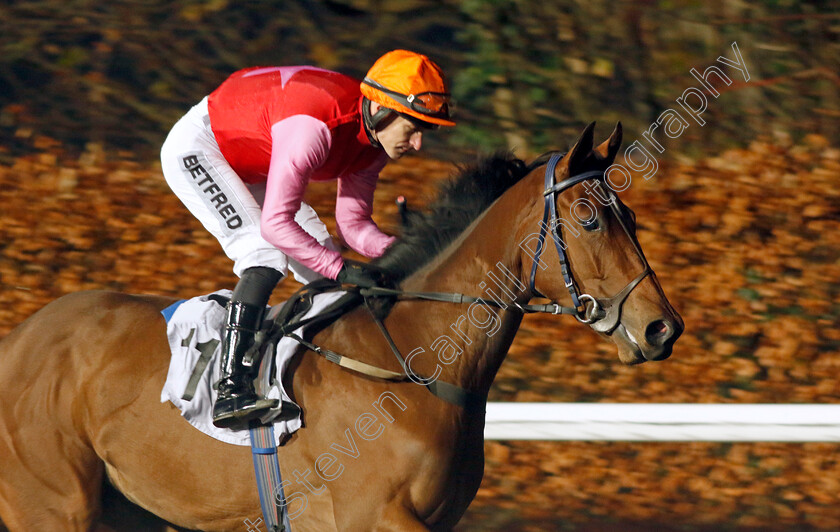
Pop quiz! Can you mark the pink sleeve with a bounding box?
[260,115,345,280]
[335,153,397,258]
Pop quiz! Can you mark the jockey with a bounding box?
[160,50,454,428]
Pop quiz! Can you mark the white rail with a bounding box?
[484,403,840,442]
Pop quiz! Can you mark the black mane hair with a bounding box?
[374,152,549,281]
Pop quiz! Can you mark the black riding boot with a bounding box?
[212,267,283,429]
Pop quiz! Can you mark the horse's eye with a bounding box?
[581,217,600,232]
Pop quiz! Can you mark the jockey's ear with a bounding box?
[367,100,397,131]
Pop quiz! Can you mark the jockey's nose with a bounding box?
[410,131,422,151]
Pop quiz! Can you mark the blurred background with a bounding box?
[1,1,839,530]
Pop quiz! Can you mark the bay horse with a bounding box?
[0,123,682,531]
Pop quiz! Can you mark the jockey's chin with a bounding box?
[386,145,413,160]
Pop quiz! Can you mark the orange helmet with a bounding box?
[361,50,455,127]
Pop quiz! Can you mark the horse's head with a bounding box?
[521,122,683,364]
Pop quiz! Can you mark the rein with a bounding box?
[267,282,579,413]
[358,286,579,315]
[273,152,653,411]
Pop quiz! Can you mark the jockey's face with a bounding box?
[371,103,424,160]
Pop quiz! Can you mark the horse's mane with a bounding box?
[374,152,548,281]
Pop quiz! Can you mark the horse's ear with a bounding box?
[564,121,596,172]
[593,121,623,164]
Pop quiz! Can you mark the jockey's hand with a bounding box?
[336,260,391,289]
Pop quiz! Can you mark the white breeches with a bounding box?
[160,96,336,283]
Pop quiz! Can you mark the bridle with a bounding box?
[529,152,651,333]
[271,151,655,410]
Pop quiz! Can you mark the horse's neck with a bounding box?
[400,180,537,396]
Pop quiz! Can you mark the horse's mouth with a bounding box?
[613,324,645,365]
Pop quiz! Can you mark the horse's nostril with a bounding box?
[645,319,673,346]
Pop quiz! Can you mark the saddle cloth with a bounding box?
[160,289,345,446]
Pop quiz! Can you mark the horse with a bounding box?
[0,122,682,531]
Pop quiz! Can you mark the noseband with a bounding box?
[529,152,651,333]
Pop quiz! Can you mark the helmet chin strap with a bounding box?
[362,97,393,148]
